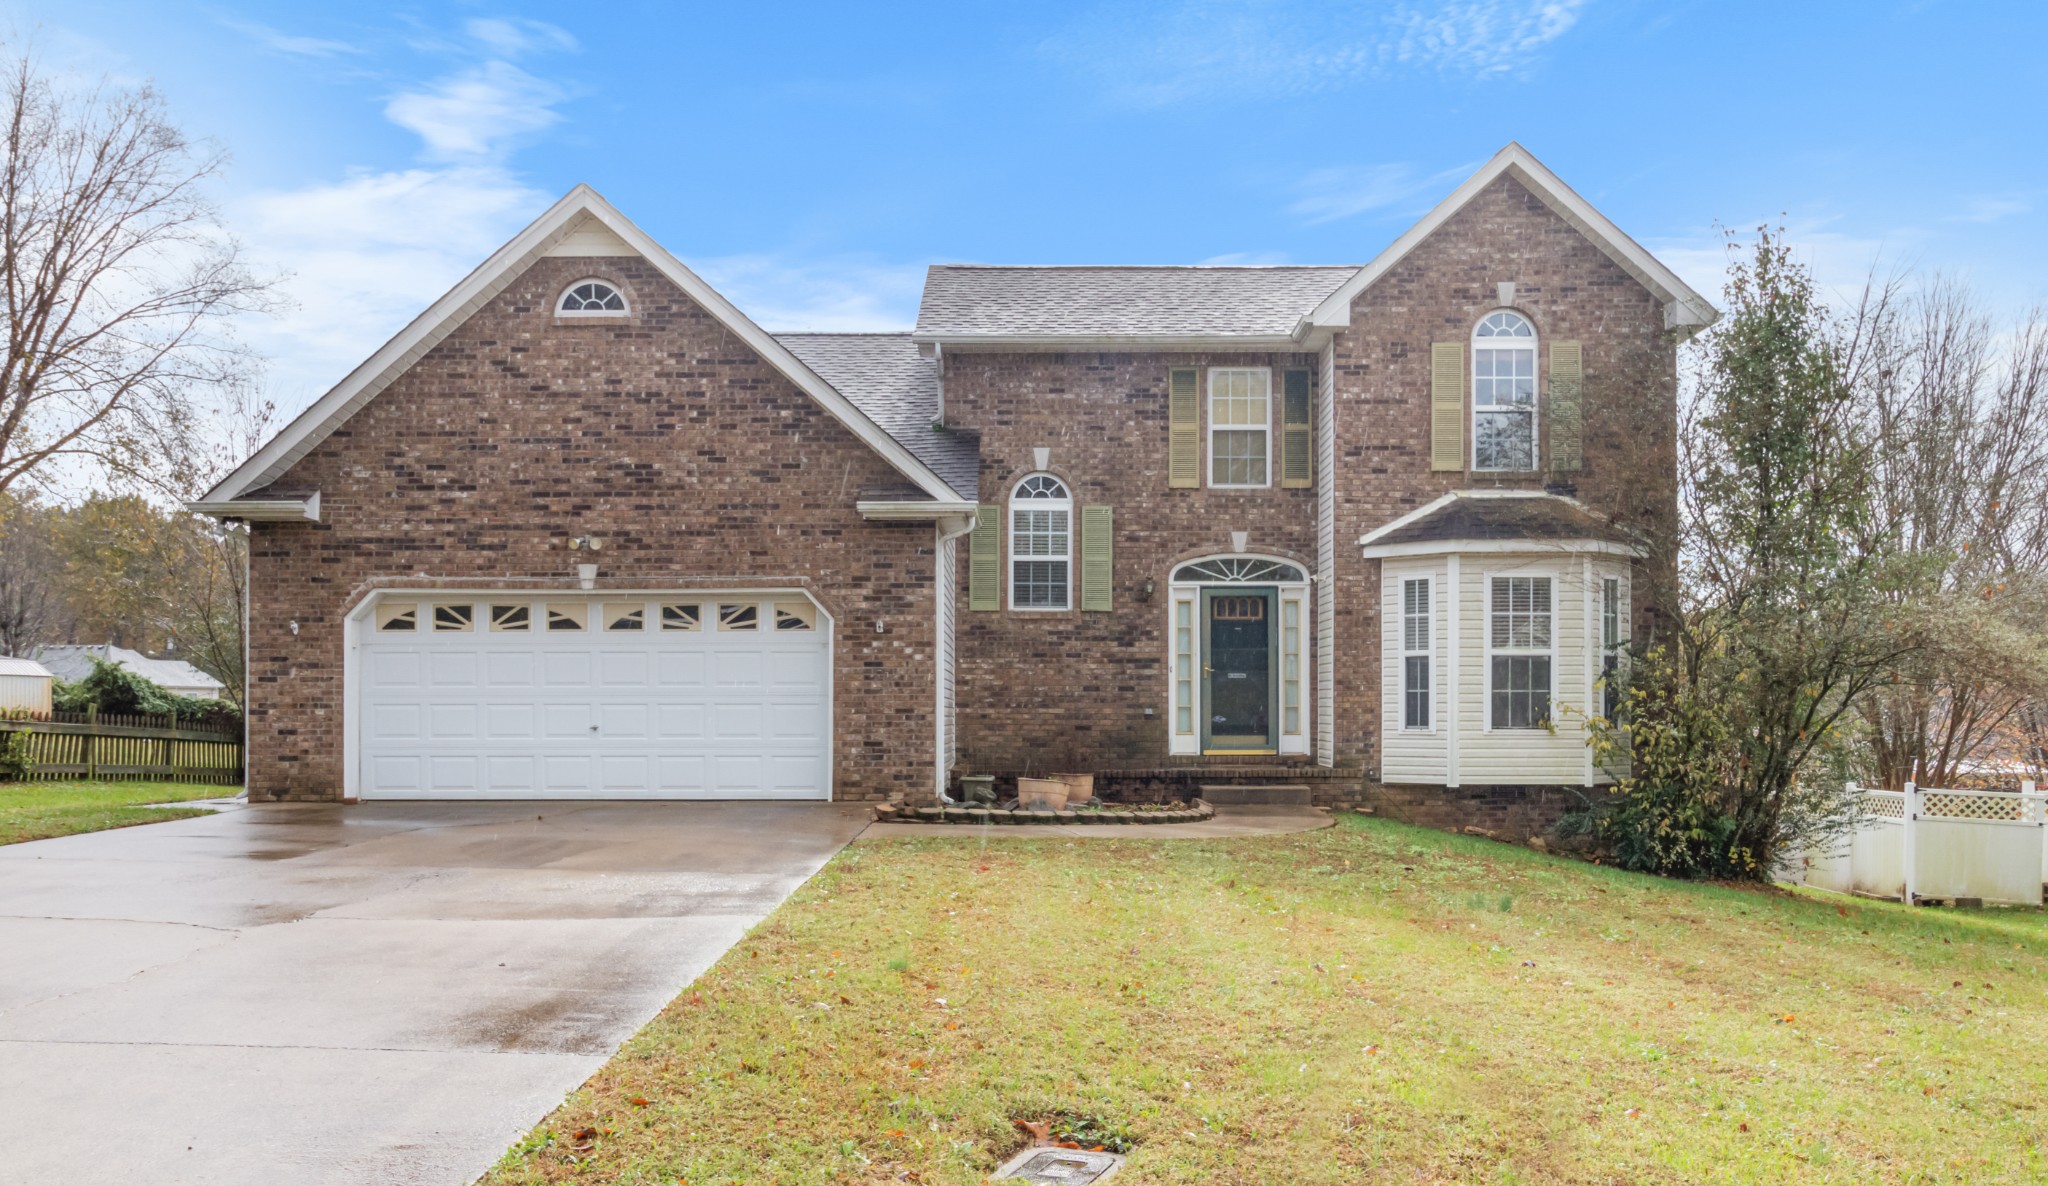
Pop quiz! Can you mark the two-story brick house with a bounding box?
[195,143,1713,831]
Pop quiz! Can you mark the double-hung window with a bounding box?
[1489,575,1552,729]
[1208,368,1270,487]
[1600,577,1623,719]
[1473,311,1537,470]
[1010,473,1071,610]
[1401,577,1432,729]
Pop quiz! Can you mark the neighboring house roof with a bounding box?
[0,657,52,679]
[1358,491,1645,558]
[196,187,970,510]
[32,645,225,696]
[913,265,1357,346]
[775,333,980,499]
[1304,143,1717,336]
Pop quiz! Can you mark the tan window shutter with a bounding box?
[1079,505,1113,612]
[1430,343,1464,472]
[1548,340,1583,472]
[968,504,999,611]
[1168,368,1199,488]
[1281,368,1313,488]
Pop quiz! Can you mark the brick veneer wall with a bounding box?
[1325,173,1681,774]
[940,349,1321,774]
[243,255,938,803]
[1368,783,1594,840]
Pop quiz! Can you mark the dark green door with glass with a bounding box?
[1201,587,1277,752]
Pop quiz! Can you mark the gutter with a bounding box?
[186,493,321,522]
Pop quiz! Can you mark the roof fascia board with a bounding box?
[186,492,320,522]
[1361,537,1645,560]
[1303,143,1718,336]
[205,187,964,505]
[856,499,980,521]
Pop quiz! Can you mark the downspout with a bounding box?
[933,508,976,804]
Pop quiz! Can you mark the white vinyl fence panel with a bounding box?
[1804,782,2045,907]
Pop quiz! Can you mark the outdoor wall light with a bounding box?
[289,619,299,636]
[1139,579,1155,601]
[570,535,604,552]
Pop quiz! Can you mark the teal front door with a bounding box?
[1201,587,1277,753]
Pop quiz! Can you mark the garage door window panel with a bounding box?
[377,603,418,632]
[719,603,759,631]
[490,604,531,631]
[547,603,587,631]
[605,604,646,631]
[661,603,701,631]
[433,604,474,632]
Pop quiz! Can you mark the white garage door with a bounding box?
[356,593,830,799]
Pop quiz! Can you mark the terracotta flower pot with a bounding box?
[1016,777,1070,811]
[1053,773,1095,804]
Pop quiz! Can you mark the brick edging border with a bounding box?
[874,799,1216,826]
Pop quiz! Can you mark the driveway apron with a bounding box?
[0,800,867,1186]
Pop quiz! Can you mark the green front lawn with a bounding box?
[487,816,2048,1185]
[0,779,237,845]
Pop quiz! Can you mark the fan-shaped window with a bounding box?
[1473,310,1537,470]
[558,279,628,316]
[1010,474,1071,610]
[1170,557,1306,584]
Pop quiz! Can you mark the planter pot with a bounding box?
[959,774,997,805]
[1052,773,1095,805]
[1016,777,1071,812]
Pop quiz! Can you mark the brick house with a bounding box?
[195,143,1713,830]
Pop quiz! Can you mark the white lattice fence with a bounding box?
[1804,782,2045,907]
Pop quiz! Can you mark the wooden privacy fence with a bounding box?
[0,710,242,785]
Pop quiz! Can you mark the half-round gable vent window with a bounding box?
[558,279,628,316]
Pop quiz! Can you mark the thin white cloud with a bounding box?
[384,60,567,161]
[236,166,552,417]
[1043,0,1588,106]
[463,17,579,58]
[1947,196,2029,224]
[218,17,361,59]
[1649,217,1920,317]
[1290,160,1473,225]
[685,252,927,332]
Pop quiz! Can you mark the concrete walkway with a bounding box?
[0,800,867,1186]
[856,804,1336,840]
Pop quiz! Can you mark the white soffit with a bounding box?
[202,189,964,504]
[1302,143,1719,337]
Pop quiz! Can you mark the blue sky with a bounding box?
[12,0,2043,418]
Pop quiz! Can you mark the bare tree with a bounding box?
[1855,281,2048,787]
[0,50,274,496]
[0,492,54,655]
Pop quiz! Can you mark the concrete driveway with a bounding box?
[0,800,868,1186]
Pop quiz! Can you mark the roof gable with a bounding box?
[202,187,966,504]
[1303,143,1717,337]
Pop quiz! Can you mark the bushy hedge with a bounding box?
[51,656,241,734]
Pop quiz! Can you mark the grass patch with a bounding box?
[0,779,234,845]
[485,816,2048,1184]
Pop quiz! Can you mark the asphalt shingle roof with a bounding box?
[1371,494,1636,549]
[774,333,980,500]
[913,265,1360,340]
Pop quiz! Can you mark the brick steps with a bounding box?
[1199,783,1313,806]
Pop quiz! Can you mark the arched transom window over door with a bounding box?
[1009,473,1071,610]
[1473,310,1536,471]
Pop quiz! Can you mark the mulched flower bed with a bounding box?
[874,799,1214,826]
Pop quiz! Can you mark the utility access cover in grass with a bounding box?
[993,1147,1123,1183]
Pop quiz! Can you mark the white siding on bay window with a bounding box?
[1380,557,1448,784]
[1377,551,1634,788]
